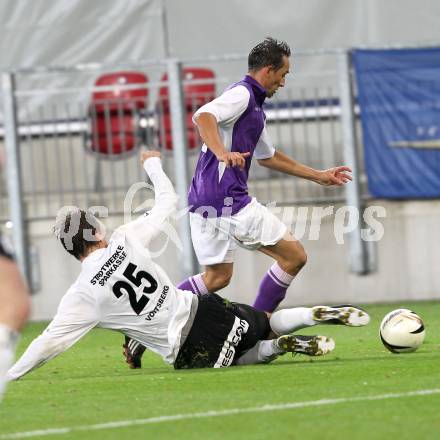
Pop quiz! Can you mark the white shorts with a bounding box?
[190,198,287,266]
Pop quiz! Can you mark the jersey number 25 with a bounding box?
[112,262,158,314]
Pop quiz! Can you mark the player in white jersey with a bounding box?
[6,151,370,380]
[0,234,30,401]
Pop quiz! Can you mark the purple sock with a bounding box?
[177,278,194,292]
[177,274,209,295]
[253,263,295,312]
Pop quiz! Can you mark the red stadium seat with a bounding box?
[86,71,149,156]
[157,68,215,151]
[89,112,139,156]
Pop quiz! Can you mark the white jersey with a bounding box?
[8,157,196,380]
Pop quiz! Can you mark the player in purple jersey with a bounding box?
[177,37,352,313]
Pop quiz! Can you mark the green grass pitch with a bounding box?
[1,302,440,440]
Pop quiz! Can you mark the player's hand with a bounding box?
[317,166,352,186]
[140,150,161,165]
[217,151,251,170]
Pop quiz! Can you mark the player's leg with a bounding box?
[269,304,371,335]
[230,302,278,364]
[173,295,323,369]
[254,234,307,312]
[0,257,29,330]
[309,305,371,326]
[201,263,233,292]
[173,293,250,369]
[173,296,341,368]
[233,302,334,365]
[0,254,30,401]
[235,335,335,365]
[230,198,306,313]
[177,263,233,294]
[236,303,370,365]
[177,212,236,294]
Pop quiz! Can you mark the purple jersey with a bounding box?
[188,75,275,217]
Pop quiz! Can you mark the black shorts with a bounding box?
[0,234,13,260]
[174,293,271,369]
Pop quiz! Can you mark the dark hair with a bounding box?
[248,37,291,72]
[54,208,102,260]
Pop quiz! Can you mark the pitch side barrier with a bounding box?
[3,43,438,285]
[0,50,357,221]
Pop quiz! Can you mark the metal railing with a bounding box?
[1,49,369,286]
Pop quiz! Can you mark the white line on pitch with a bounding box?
[2,388,440,439]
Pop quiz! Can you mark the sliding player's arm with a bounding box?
[116,151,179,246]
[6,291,98,381]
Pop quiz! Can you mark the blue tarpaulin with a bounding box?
[352,48,440,198]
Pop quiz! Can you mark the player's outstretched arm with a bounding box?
[257,150,352,186]
[117,150,179,246]
[7,292,98,381]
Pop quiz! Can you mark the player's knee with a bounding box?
[296,247,308,269]
[282,246,307,274]
[205,271,232,291]
[212,273,232,291]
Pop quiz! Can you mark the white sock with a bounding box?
[236,340,281,365]
[0,325,18,401]
[270,262,295,286]
[269,307,316,335]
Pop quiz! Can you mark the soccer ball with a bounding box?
[379,309,425,353]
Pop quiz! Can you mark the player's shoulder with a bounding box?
[219,83,250,102]
[107,223,126,240]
